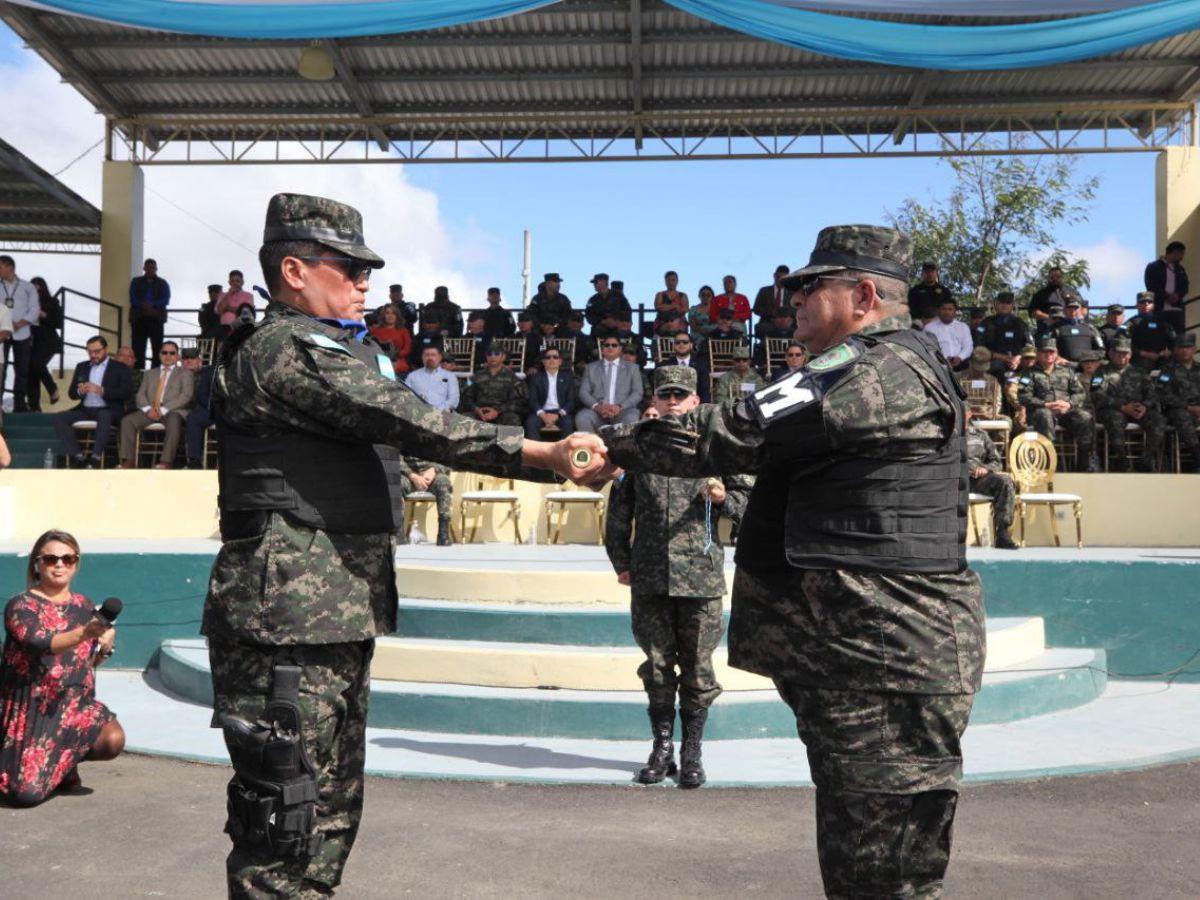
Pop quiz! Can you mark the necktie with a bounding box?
[606,362,616,405]
[154,368,169,410]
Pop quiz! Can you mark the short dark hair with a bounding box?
[487,287,501,295]
[675,330,692,341]
[1166,240,1186,254]
[259,240,324,296]
[229,269,243,279]
[162,340,180,352]
[664,270,678,280]
[422,344,443,357]
[0,255,14,268]
[698,284,714,297]
[144,259,157,267]
[28,529,80,588]
[86,335,108,348]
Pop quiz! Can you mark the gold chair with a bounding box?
[967,493,994,546]
[178,336,217,366]
[491,337,526,374]
[135,422,168,468]
[402,492,458,542]
[764,337,791,376]
[460,476,523,544]
[442,338,477,375]
[1008,431,1083,548]
[654,336,675,363]
[543,484,607,545]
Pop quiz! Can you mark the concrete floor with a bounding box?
[3,754,1197,899]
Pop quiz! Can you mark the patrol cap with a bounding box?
[517,311,532,322]
[207,283,222,292]
[1136,291,1155,304]
[1111,337,1133,352]
[262,193,383,267]
[544,272,562,282]
[1179,332,1197,347]
[1106,303,1124,314]
[1065,298,1082,309]
[733,345,751,359]
[1046,302,1064,315]
[1020,345,1038,358]
[612,280,625,292]
[780,224,912,288]
[389,283,403,292]
[653,365,698,396]
[994,291,1015,303]
[1078,349,1104,362]
[591,273,609,283]
[969,346,991,370]
[1035,335,1057,351]
[621,340,641,355]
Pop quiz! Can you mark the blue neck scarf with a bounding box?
[317,317,369,339]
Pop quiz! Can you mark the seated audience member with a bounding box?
[1003,345,1038,428]
[420,285,464,337]
[754,308,799,373]
[653,270,689,320]
[215,269,254,334]
[52,336,133,469]
[461,345,525,427]
[923,298,974,369]
[464,313,492,369]
[657,331,711,403]
[1099,303,1129,347]
[964,410,1018,549]
[1090,337,1165,473]
[481,287,516,338]
[397,456,455,546]
[708,309,750,346]
[114,346,142,412]
[369,303,412,375]
[774,341,808,379]
[978,291,1029,377]
[576,336,644,432]
[406,346,459,412]
[622,342,654,413]
[1128,290,1177,370]
[183,349,216,469]
[687,285,716,340]
[408,318,445,371]
[1157,333,1200,472]
[710,275,751,332]
[968,307,987,345]
[119,341,195,469]
[526,347,576,439]
[956,347,1004,418]
[1017,337,1097,472]
[653,312,687,340]
[1054,299,1105,363]
[715,346,765,404]
[1,530,124,806]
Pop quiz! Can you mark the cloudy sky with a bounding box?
[1,21,1158,356]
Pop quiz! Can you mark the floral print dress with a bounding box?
[0,591,114,804]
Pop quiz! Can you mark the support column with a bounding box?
[1155,147,1200,331]
[99,160,144,347]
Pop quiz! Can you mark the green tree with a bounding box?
[889,150,1099,308]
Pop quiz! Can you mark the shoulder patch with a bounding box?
[1019,376,1031,385]
[302,332,353,354]
[806,342,859,372]
[1091,375,1104,386]
[376,354,397,380]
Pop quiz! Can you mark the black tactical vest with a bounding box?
[740,328,968,575]
[215,318,404,538]
[1055,323,1098,362]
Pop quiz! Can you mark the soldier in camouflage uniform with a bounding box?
[1017,336,1098,472]
[605,366,749,789]
[964,409,1017,548]
[396,455,454,545]
[1156,332,1200,472]
[203,193,605,899]
[1002,345,1036,428]
[1089,337,1165,472]
[714,346,766,404]
[601,225,985,898]
[459,345,526,427]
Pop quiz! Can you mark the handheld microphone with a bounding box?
[91,597,123,656]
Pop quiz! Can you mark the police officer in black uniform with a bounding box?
[1098,302,1129,347]
[906,261,952,322]
[979,291,1029,377]
[1054,299,1105,363]
[1128,290,1177,369]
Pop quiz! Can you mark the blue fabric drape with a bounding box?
[10,0,1200,69]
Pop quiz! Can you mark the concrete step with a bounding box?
[159,639,1105,739]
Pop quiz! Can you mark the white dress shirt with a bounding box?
[406,365,460,411]
[84,357,109,409]
[0,276,40,342]
[923,318,975,362]
[542,372,560,412]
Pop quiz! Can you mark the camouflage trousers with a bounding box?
[209,638,374,899]
[969,471,1015,532]
[1166,408,1200,459]
[630,592,724,711]
[1098,408,1165,470]
[400,471,453,522]
[1028,407,1095,452]
[774,682,974,900]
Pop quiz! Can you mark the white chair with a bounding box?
[1008,431,1084,548]
[967,493,994,547]
[544,485,607,545]
[135,421,168,468]
[460,476,523,544]
[69,420,99,466]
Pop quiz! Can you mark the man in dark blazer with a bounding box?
[525,346,577,438]
[52,334,133,467]
[1144,241,1189,332]
[658,330,711,402]
[752,264,793,337]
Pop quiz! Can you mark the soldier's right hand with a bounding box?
[636,416,700,455]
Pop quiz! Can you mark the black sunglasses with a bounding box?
[657,388,691,399]
[296,255,373,284]
[39,553,79,567]
[601,342,621,348]
[543,353,561,359]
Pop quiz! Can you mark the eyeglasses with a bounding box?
[601,342,621,349]
[786,352,805,358]
[39,553,79,567]
[674,339,692,346]
[657,389,691,399]
[295,255,373,284]
[543,354,561,360]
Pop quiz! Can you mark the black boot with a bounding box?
[677,707,708,789]
[994,529,1019,550]
[436,516,453,546]
[634,706,676,785]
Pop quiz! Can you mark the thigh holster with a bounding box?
[222,665,323,858]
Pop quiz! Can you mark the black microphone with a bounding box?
[92,597,123,657]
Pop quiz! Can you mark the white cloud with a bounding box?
[1,41,491,361]
[1066,235,1145,302]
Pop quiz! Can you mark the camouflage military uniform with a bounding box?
[1156,355,1200,468]
[205,194,525,898]
[965,422,1015,537]
[459,365,526,428]
[1090,360,1165,471]
[714,366,765,405]
[604,411,749,712]
[603,225,985,898]
[1016,363,1096,469]
[397,455,454,535]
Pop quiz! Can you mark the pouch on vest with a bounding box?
[222,665,323,859]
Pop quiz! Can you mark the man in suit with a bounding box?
[184,348,217,469]
[525,346,577,438]
[118,340,196,468]
[752,264,792,339]
[658,331,711,403]
[52,334,134,468]
[1144,241,1189,332]
[576,335,644,432]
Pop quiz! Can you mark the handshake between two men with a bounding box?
[521,417,701,489]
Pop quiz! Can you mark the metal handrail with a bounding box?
[52,287,124,377]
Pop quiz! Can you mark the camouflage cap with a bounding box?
[1035,335,1057,351]
[781,224,912,289]
[1078,349,1104,362]
[1136,290,1155,303]
[1020,344,1038,358]
[969,346,991,369]
[732,345,751,359]
[1106,303,1124,314]
[262,193,384,268]
[653,365,698,395]
[994,291,1015,303]
[1180,332,1197,348]
[1111,337,1133,352]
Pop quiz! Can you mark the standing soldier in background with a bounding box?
[1017,336,1098,472]
[205,193,605,898]
[602,225,986,898]
[906,261,953,323]
[1090,337,1165,472]
[1156,333,1200,472]
[606,366,748,789]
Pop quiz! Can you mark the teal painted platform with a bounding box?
[2,412,60,468]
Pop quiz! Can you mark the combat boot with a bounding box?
[995,529,1019,550]
[436,516,453,546]
[634,706,676,785]
[677,707,708,789]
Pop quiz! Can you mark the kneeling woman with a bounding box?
[1,530,125,805]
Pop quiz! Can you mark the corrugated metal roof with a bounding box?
[0,136,100,247]
[3,0,1199,147]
